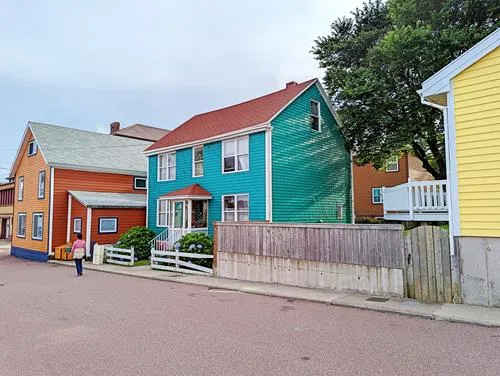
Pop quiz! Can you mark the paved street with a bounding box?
[1,253,499,376]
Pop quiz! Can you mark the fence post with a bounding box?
[213,222,218,275]
[407,178,414,220]
[131,246,135,266]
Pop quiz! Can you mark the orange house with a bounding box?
[9,122,152,261]
[353,153,433,219]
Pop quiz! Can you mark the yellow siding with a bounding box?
[11,129,50,253]
[453,47,500,237]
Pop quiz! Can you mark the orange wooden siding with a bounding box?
[69,198,87,243]
[91,208,146,245]
[353,155,409,218]
[52,169,145,249]
[11,129,50,253]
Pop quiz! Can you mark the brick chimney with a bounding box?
[286,81,298,88]
[110,122,120,135]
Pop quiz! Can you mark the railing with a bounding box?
[105,246,135,266]
[151,247,213,275]
[383,179,448,221]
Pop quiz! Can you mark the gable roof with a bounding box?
[114,124,170,142]
[160,183,212,199]
[69,190,146,208]
[9,122,152,178]
[145,79,318,153]
[420,28,500,104]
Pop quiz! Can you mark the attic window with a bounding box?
[28,140,37,156]
[310,101,320,131]
[386,158,399,172]
[134,177,147,189]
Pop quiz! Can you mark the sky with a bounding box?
[0,0,365,179]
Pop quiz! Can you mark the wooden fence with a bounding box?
[106,246,135,266]
[404,226,453,303]
[215,222,404,269]
[151,248,214,275]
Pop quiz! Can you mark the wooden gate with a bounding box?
[404,226,453,303]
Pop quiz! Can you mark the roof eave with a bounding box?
[50,163,147,177]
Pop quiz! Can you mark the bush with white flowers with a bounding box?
[177,232,213,268]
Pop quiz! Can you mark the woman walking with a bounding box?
[72,233,86,276]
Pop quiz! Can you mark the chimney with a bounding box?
[286,81,298,88]
[110,121,120,135]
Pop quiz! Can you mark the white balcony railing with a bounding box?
[383,179,449,221]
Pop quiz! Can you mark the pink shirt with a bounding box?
[72,239,86,252]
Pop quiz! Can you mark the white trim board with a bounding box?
[420,29,500,100]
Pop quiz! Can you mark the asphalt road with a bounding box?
[1,252,499,376]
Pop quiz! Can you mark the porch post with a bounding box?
[187,200,192,234]
[407,178,414,221]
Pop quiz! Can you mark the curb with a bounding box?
[48,261,499,328]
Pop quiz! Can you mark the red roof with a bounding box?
[145,79,317,152]
[161,184,212,198]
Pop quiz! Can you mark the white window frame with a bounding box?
[32,213,44,240]
[73,217,82,233]
[28,140,37,156]
[386,158,399,172]
[192,145,204,177]
[222,194,249,222]
[98,217,118,234]
[222,136,249,174]
[157,199,171,227]
[372,188,383,204]
[158,152,176,181]
[337,205,344,220]
[134,177,147,190]
[17,213,26,238]
[38,171,46,199]
[310,100,321,132]
[18,176,24,201]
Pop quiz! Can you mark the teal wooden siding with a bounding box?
[271,84,352,223]
[148,132,267,235]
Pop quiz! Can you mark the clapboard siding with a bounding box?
[271,83,352,223]
[91,208,146,245]
[453,47,500,236]
[215,222,403,268]
[52,169,145,249]
[148,133,267,235]
[69,199,87,243]
[11,128,50,253]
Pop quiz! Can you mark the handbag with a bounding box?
[73,247,85,259]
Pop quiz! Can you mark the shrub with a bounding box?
[177,232,213,268]
[355,217,384,224]
[116,226,156,260]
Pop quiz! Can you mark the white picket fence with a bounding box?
[151,247,213,275]
[105,246,135,266]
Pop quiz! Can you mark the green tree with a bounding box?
[312,0,498,179]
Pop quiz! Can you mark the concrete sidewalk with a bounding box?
[49,259,500,328]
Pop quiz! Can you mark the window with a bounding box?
[157,199,171,227]
[310,101,320,131]
[193,146,204,177]
[386,158,399,172]
[32,213,44,240]
[223,137,249,173]
[372,188,383,204]
[337,205,344,220]
[17,213,26,238]
[191,200,208,228]
[134,177,147,189]
[98,218,118,234]
[223,194,249,222]
[73,217,82,233]
[28,140,37,156]
[158,152,176,181]
[18,176,24,201]
[38,171,46,199]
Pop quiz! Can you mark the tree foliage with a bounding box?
[312,0,499,178]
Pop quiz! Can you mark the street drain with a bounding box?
[167,274,183,278]
[0,283,4,287]
[207,287,238,293]
[366,297,390,302]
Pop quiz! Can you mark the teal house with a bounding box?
[144,79,352,240]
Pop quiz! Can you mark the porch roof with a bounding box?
[68,190,147,208]
[160,184,212,200]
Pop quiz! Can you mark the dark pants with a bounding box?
[75,258,83,275]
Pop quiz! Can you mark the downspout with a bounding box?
[420,96,455,256]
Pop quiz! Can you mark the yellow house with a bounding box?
[420,28,500,307]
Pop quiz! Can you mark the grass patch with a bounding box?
[133,259,150,267]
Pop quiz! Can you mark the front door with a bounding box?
[173,201,184,230]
